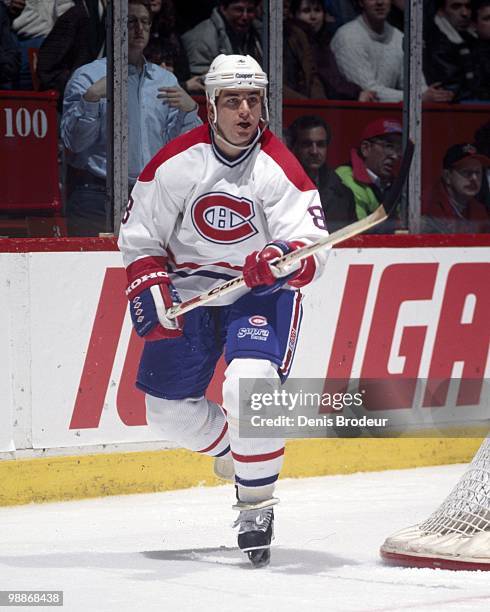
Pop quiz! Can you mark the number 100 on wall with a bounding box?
[3,107,48,139]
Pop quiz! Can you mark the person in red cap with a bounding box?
[422,143,490,233]
[335,117,403,231]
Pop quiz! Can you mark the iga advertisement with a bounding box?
[6,246,490,451]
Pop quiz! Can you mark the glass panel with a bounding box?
[283,0,406,235]
[58,0,108,237]
[420,1,490,235]
[0,0,107,237]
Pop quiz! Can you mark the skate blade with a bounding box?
[232,497,279,511]
[240,543,272,552]
[247,548,271,568]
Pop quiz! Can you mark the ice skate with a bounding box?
[233,499,278,568]
[213,456,235,481]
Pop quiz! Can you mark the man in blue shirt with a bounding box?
[61,0,201,236]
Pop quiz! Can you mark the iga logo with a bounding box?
[191,192,257,244]
[249,315,268,326]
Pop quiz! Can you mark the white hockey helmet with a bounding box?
[205,53,268,100]
[205,54,269,134]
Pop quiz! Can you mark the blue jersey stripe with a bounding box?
[172,269,237,282]
[214,445,231,457]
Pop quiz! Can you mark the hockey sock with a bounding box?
[145,395,230,457]
[223,358,285,503]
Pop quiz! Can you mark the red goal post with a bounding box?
[380,435,490,571]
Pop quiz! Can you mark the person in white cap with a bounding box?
[118,53,328,567]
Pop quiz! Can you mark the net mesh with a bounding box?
[419,436,490,536]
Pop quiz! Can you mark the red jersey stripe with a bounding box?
[198,421,228,454]
[261,129,316,193]
[167,247,244,272]
[280,291,302,376]
[139,124,211,182]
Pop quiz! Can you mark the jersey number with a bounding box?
[121,196,134,225]
[308,206,328,231]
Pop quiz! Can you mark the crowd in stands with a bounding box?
[3,0,489,104]
[289,114,490,234]
[0,0,489,236]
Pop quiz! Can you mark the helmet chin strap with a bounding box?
[210,117,268,153]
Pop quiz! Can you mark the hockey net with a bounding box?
[380,435,490,570]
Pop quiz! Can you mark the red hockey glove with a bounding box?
[243,240,316,296]
[125,256,183,341]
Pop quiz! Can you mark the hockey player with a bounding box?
[118,54,328,567]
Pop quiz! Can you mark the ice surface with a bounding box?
[1,464,489,612]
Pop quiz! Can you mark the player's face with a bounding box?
[295,0,325,34]
[445,161,483,200]
[476,6,490,40]
[215,89,262,146]
[293,126,328,173]
[359,0,391,24]
[220,1,257,34]
[442,0,471,31]
[361,134,402,180]
[128,5,152,52]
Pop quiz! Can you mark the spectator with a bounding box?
[471,0,490,101]
[474,120,490,208]
[182,0,262,79]
[327,0,405,33]
[61,0,201,236]
[37,0,106,98]
[11,0,74,89]
[287,115,357,231]
[144,0,202,93]
[283,3,326,98]
[290,0,377,101]
[330,0,454,103]
[0,1,21,88]
[423,0,478,102]
[422,143,490,233]
[335,118,403,230]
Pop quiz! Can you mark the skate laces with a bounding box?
[233,507,273,533]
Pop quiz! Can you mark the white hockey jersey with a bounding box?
[118,124,329,305]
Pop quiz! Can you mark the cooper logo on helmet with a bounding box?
[191,192,258,244]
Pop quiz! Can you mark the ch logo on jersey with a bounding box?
[191,192,258,244]
[249,315,268,326]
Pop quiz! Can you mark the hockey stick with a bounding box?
[167,139,414,320]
